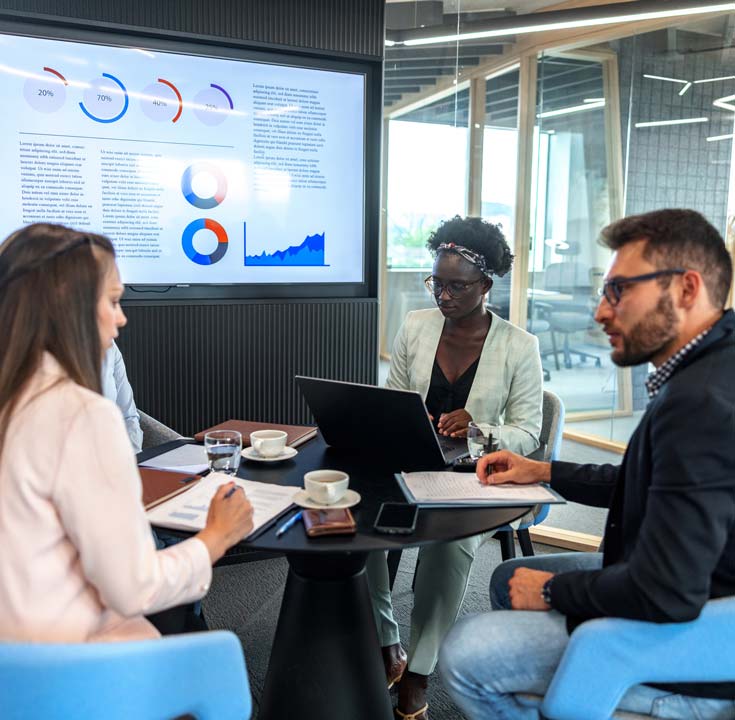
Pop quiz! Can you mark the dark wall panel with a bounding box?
[118,300,378,435]
[0,0,384,57]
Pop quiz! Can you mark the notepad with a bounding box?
[396,471,565,507]
[147,473,300,538]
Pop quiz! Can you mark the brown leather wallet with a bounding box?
[302,508,357,537]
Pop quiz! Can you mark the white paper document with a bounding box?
[140,444,209,475]
[147,473,300,538]
[399,471,564,506]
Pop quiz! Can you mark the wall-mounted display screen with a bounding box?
[0,31,366,286]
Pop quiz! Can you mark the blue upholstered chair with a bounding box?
[0,630,251,720]
[539,596,735,720]
[493,389,565,560]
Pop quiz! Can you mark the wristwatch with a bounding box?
[541,577,554,608]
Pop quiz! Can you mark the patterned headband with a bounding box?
[436,242,491,277]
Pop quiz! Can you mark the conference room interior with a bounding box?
[3,0,735,719]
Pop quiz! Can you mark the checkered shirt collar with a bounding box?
[645,326,713,399]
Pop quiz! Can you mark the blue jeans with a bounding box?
[440,553,735,720]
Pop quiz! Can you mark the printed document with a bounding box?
[398,471,564,506]
[147,472,300,538]
[140,444,209,475]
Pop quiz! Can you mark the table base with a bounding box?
[259,552,393,720]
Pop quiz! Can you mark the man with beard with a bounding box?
[439,208,735,719]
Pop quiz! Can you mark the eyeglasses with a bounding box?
[424,275,490,298]
[598,268,686,307]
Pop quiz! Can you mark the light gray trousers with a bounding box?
[366,532,489,676]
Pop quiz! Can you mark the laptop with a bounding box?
[295,376,469,470]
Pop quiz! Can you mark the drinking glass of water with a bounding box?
[204,430,242,475]
[467,422,501,460]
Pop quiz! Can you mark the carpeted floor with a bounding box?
[202,439,619,719]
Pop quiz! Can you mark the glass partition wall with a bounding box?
[529,52,630,442]
[382,9,735,447]
[383,88,470,353]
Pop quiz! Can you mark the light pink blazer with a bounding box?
[0,353,211,642]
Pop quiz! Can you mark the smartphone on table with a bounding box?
[373,502,419,535]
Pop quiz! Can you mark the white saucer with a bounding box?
[242,446,298,463]
[292,488,361,510]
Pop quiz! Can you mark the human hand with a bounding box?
[197,481,254,563]
[437,409,473,437]
[476,450,550,485]
[509,568,554,611]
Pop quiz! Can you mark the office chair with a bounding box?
[386,390,564,587]
[0,630,252,720]
[541,261,601,371]
[139,410,182,450]
[539,595,735,720]
[492,389,564,560]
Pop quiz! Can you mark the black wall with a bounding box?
[1,0,384,434]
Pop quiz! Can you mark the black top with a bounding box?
[549,309,735,700]
[425,357,480,427]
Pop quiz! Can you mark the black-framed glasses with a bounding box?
[424,275,490,298]
[599,268,686,307]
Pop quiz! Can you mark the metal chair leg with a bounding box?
[494,529,516,561]
[387,550,402,591]
[517,528,535,557]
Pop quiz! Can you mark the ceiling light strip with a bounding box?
[643,74,689,85]
[694,76,735,84]
[714,94,735,112]
[707,133,735,142]
[635,117,709,128]
[399,3,735,47]
[538,101,605,119]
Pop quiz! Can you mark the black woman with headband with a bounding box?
[366,215,543,719]
[0,223,253,643]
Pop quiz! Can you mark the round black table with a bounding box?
[143,437,531,720]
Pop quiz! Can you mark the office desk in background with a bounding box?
[140,436,530,720]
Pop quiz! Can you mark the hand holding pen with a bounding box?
[196,481,254,564]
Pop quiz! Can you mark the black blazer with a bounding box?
[549,309,735,699]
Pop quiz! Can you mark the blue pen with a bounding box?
[224,485,240,499]
[276,511,303,538]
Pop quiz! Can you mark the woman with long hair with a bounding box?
[0,223,253,642]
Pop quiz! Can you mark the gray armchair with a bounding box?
[138,411,182,450]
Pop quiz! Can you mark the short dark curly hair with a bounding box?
[600,209,732,308]
[426,215,514,277]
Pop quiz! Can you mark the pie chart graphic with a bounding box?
[181,219,228,265]
[181,162,227,209]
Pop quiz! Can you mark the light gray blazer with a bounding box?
[386,308,542,456]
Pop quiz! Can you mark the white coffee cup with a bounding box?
[304,470,349,505]
[250,430,288,458]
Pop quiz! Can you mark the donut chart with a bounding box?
[140,78,183,123]
[181,163,227,209]
[23,66,67,113]
[79,72,129,123]
[181,219,228,265]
